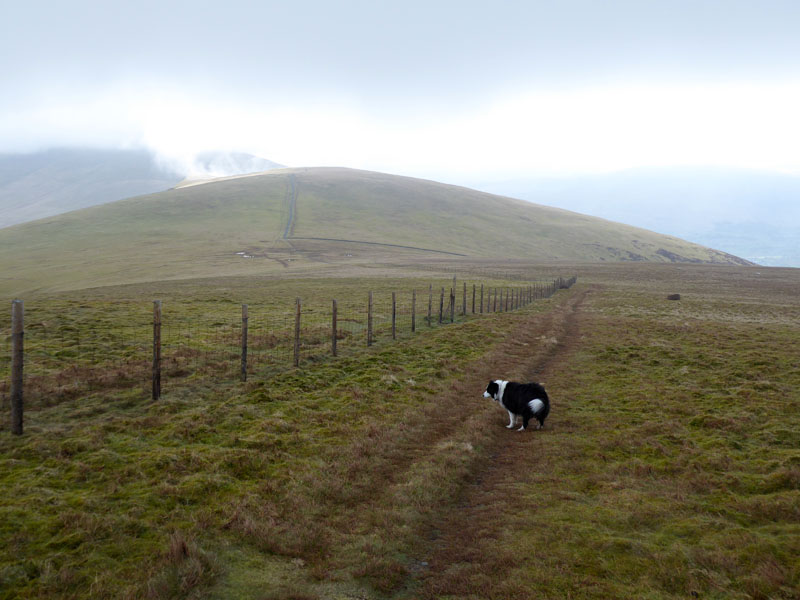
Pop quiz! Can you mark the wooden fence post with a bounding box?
[152,300,161,401]
[462,282,467,316]
[411,289,416,333]
[480,284,484,314]
[367,292,373,346]
[294,298,301,366]
[439,288,444,324]
[392,292,397,340]
[450,288,455,323]
[241,304,248,382]
[332,299,338,357]
[493,288,497,312]
[472,284,476,314]
[427,284,432,326]
[11,300,23,435]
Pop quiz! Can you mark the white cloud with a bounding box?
[2,81,799,180]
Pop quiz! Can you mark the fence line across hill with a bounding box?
[1,276,577,435]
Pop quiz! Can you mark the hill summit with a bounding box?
[0,167,751,296]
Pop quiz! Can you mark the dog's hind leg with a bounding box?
[518,412,531,431]
[506,410,516,429]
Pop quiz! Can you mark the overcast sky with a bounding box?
[2,0,800,181]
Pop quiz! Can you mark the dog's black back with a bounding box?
[504,382,550,427]
[485,380,550,429]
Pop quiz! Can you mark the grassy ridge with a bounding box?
[0,167,750,297]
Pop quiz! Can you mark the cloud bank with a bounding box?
[2,81,799,182]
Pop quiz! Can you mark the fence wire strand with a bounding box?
[2,277,576,422]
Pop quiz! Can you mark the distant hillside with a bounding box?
[0,148,283,229]
[473,167,800,267]
[0,167,751,296]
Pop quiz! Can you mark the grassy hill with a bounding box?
[0,167,750,296]
[0,148,284,231]
[0,148,184,229]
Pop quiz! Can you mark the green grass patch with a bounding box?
[426,265,800,599]
[0,270,563,599]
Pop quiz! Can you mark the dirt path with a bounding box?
[283,173,297,239]
[415,287,590,598]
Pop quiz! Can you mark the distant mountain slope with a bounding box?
[0,148,283,229]
[0,167,751,296]
[473,167,800,267]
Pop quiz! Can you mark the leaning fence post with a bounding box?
[152,300,161,401]
[241,304,248,382]
[392,292,397,340]
[11,300,23,435]
[294,298,301,366]
[367,292,373,346]
[332,299,338,357]
[411,289,416,332]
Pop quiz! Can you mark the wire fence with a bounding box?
[1,276,577,432]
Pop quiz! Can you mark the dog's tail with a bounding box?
[528,399,546,414]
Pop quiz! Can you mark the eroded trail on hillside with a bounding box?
[414,288,589,599]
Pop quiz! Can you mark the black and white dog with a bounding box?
[483,380,550,431]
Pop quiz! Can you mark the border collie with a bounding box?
[483,380,550,431]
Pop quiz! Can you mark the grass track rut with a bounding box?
[414,288,590,598]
